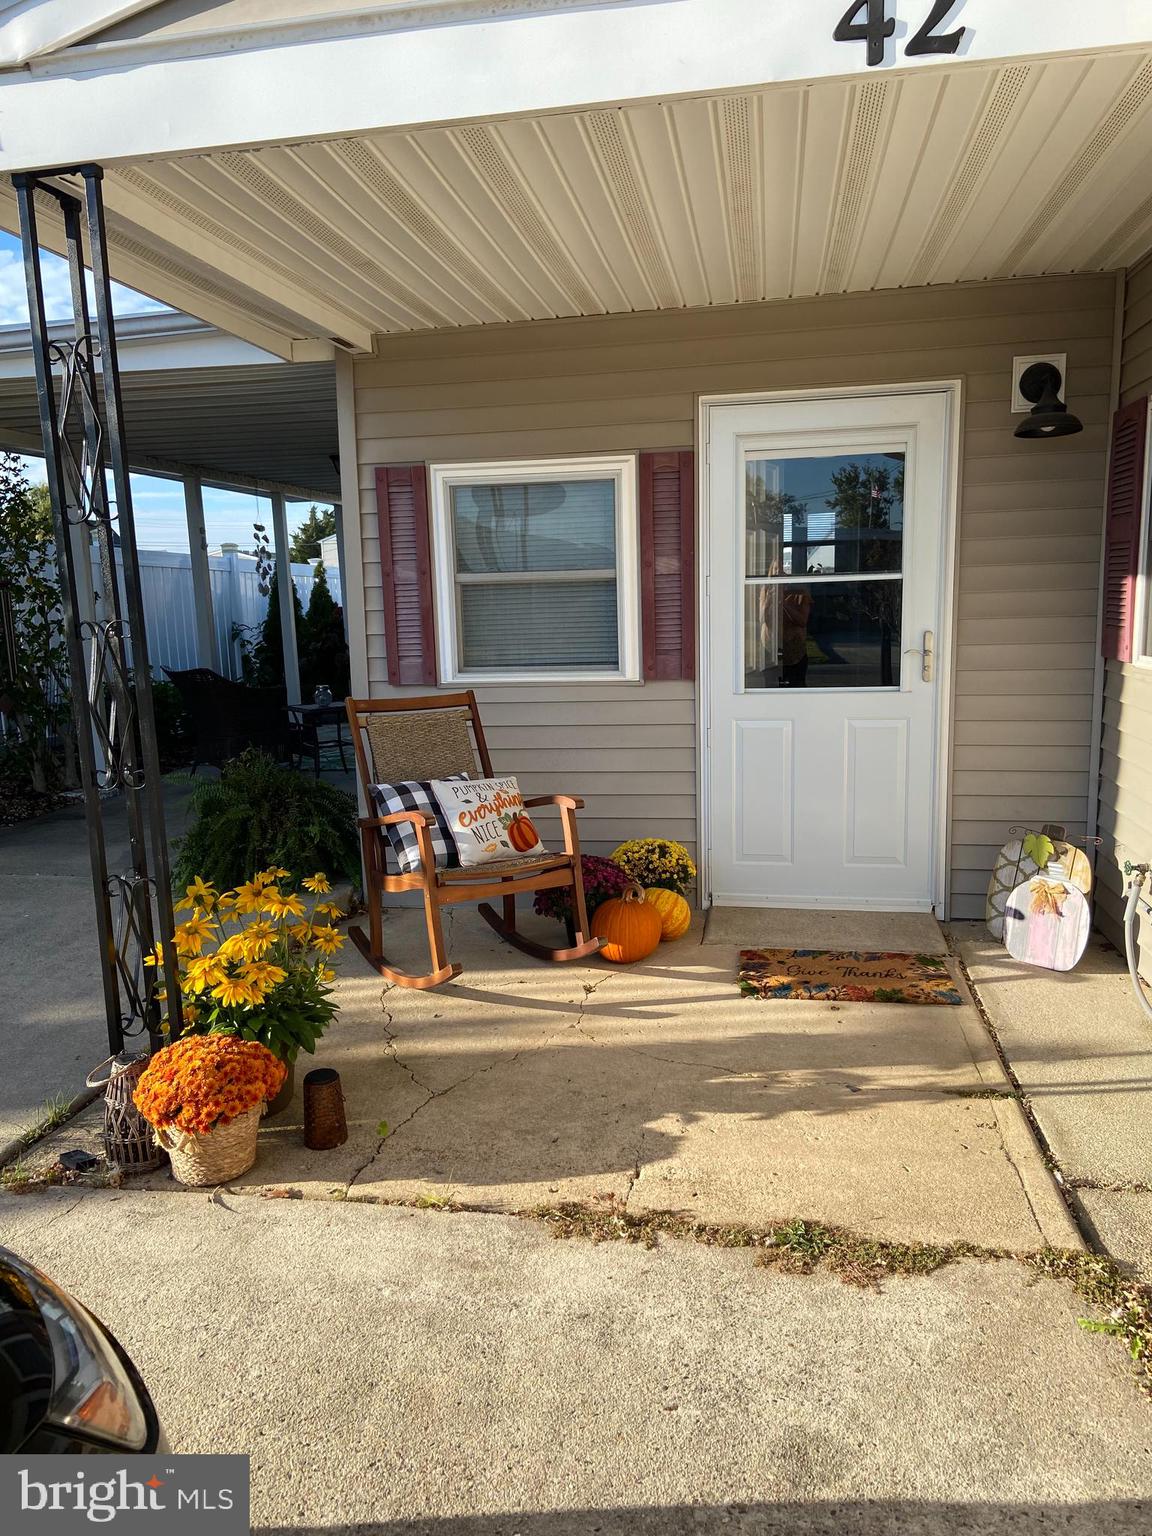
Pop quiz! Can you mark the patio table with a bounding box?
[288,702,350,777]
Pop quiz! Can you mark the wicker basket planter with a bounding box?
[155,1105,263,1187]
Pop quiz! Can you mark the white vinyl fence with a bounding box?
[1,543,343,748]
[133,547,342,680]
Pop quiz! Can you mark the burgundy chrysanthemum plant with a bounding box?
[533,855,632,928]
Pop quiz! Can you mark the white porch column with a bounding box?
[182,474,218,671]
[269,491,301,705]
[334,351,369,701]
[332,500,349,640]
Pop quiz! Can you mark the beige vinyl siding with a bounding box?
[354,274,1116,908]
[1096,254,1152,947]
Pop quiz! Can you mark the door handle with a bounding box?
[902,631,935,683]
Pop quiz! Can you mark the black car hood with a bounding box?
[0,1257,53,1452]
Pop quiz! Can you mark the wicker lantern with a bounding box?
[303,1068,347,1150]
[86,1052,166,1173]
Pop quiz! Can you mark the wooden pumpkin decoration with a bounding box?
[591,885,663,964]
[643,887,691,941]
[506,814,540,853]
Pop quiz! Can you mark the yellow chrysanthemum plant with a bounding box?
[146,869,345,1065]
[609,839,697,897]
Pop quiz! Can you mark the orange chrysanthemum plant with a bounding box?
[145,868,346,1065]
[134,1035,286,1138]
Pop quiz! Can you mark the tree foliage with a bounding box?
[249,567,305,689]
[0,456,72,793]
[299,560,349,699]
[288,505,336,564]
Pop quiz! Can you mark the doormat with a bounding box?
[738,949,963,1006]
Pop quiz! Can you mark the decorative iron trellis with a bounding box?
[13,166,181,1054]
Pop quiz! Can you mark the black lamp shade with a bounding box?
[1014,362,1083,439]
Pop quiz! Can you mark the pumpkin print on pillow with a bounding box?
[430,776,546,868]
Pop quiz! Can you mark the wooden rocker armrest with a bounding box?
[358,811,434,830]
[522,794,585,811]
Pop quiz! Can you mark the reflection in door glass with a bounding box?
[744,581,904,690]
[746,452,905,577]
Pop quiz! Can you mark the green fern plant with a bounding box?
[173,750,360,894]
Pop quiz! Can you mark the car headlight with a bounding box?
[20,1265,149,1452]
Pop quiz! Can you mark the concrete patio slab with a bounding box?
[0,782,197,1148]
[7,886,1077,1255]
[703,907,949,954]
[949,927,1152,1185]
[0,1188,1146,1532]
[1076,1189,1152,1277]
[950,924,1152,1271]
[338,909,1075,1249]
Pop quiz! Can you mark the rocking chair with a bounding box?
[345,692,602,988]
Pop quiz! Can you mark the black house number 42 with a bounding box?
[834,1,965,68]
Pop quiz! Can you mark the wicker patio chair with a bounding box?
[163,667,290,770]
[345,692,602,988]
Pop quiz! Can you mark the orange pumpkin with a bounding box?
[591,885,663,964]
[507,814,539,853]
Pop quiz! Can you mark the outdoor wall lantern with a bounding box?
[1014,362,1084,439]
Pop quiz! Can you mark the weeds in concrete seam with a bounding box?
[755,1218,995,1289]
[0,1160,122,1195]
[941,1088,1020,1101]
[531,1203,1152,1395]
[534,1203,760,1251]
[0,1159,35,1191]
[412,1190,459,1210]
[1065,1176,1152,1195]
[1022,1248,1152,1396]
[18,1092,75,1146]
[532,1204,995,1286]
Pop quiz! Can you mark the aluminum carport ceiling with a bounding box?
[0,316,339,500]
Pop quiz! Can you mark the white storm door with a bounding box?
[704,389,952,910]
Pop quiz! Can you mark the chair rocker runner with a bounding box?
[346,692,602,988]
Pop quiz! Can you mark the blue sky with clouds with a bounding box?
[3,231,328,551]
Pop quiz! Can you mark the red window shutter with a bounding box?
[1101,398,1149,663]
[639,450,695,681]
[375,464,437,687]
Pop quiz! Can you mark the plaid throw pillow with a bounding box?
[370,775,468,874]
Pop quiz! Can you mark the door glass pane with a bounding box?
[744,581,903,690]
[746,452,905,577]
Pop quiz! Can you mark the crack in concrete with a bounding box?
[379,984,436,1099]
[621,1134,643,1206]
[34,1194,87,1232]
[347,969,615,1193]
[569,969,652,1207]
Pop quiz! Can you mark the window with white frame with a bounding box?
[430,456,640,683]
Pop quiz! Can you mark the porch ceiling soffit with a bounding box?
[6,52,1152,351]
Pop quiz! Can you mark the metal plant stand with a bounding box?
[14,166,181,1055]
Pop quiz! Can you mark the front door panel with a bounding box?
[705,390,952,910]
